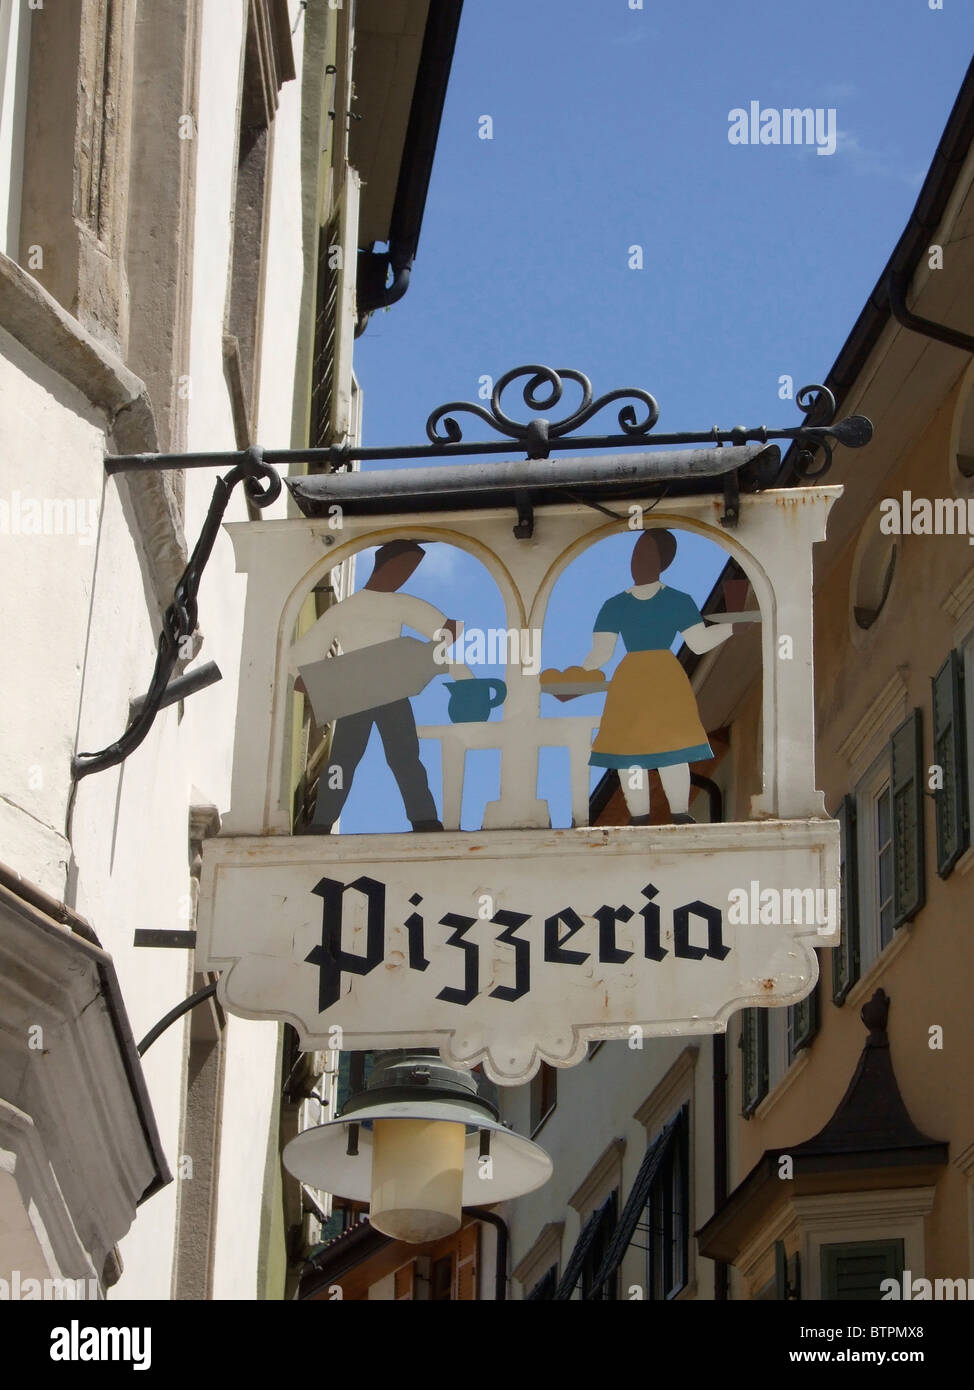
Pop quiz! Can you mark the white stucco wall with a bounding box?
[1,0,311,1301]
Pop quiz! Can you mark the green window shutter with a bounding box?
[932,651,969,878]
[832,795,860,1004]
[821,1240,904,1300]
[890,709,925,928]
[740,1008,768,1117]
[787,978,819,1062]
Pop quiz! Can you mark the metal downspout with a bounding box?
[465,1206,509,1301]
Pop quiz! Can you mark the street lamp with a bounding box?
[282,1051,552,1243]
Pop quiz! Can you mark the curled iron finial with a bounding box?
[426,365,660,457]
[788,383,872,480]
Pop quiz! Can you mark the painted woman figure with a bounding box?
[579,529,737,824]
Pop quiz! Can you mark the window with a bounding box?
[740,1008,769,1116]
[555,1194,616,1300]
[786,978,819,1064]
[0,0,32,257]
[933,646,970,876]
[820,1240,904,1300]
[526,1265,557,1301]
[309,172,360,455]
[336,1051,374,1111]
[742,994,818,1114]
[430,1255,453,1301]
[646,1106,689,1300]
[225,1,296,443]
[832,710,925,1004]
[530,1062,557,1136]
[581,1191,618,1301]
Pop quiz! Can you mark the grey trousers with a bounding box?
[312,698,438,828]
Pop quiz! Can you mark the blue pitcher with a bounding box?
[445,677,507,723]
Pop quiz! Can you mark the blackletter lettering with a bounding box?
[404,891,429,972]
[593,904,634,963]
[489,909,532,1001]
[436,913,480,1005]
[639,885,667,961]
[544,908,589,965]
[306,876,386,1011]
[673,900,730,961]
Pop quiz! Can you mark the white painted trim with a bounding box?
[512,1220,564,1294]
[845,916,913,1013]
[634,1046,697,1135]
[838,670,909,782]
[754,1045,810,1121]
[792,1188,934,1301]
[0,1100,101,1288]
[568,1137,625,1215]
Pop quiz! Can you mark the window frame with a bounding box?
[833,708,925,1007]
[581,1190,618,1302]
[645,1105,690,1301]
[820,1238,905,1300]
[856,746,894,975]
[740,1008,769,1117]
[529,1062,557,1137]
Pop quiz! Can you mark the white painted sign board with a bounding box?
[197,820,838,1084]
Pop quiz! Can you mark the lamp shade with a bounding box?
[369,1118,465,1242]
[282,1099,553,1206]
[282,1052,553,1239]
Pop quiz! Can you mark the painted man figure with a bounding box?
[289,540,459,833]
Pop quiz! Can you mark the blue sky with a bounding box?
[334,0,974,834]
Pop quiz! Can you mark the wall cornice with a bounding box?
[0,253,187,614]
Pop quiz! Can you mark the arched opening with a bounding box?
[284,539,513,835]
[851,521,898,632]
[537,525,759,827]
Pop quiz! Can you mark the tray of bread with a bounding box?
[540,665,609,700]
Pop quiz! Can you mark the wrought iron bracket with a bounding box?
[514,494,535,540]
[720,462,740,529]
[72,446,281,781]
[87,370,874,778]
[104,365,874,477]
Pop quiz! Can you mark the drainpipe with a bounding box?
[690,772,730,1299]
[712,1034,729,1300]
[465,1207,508,1301]
[888,266,974,355]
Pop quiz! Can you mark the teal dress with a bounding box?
[588,587,714,770]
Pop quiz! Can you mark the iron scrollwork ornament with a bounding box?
[424,364,871,477]
[426,365,661,459]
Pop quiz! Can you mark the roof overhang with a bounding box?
[0,864,171,1285]
[351,0,462,250]
[697,1149,948,1266]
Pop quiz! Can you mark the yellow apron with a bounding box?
[589,650,711,769]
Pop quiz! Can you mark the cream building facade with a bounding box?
[501,59,974,1304]
[0,0,459,1300]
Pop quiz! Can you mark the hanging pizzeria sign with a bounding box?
[179,368,872,1082]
